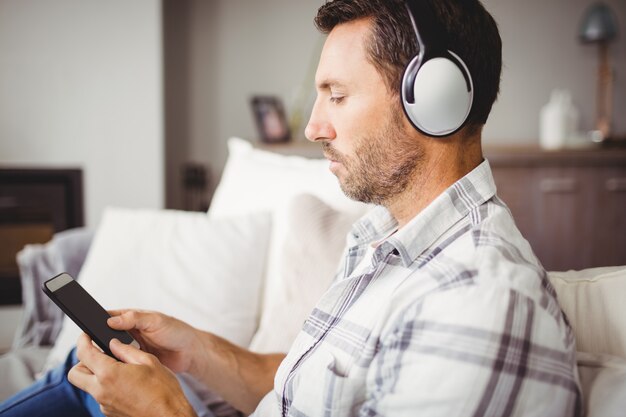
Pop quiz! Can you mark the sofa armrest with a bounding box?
[13,227,94,349]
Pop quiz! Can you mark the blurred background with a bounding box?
[0,0,625,349]
[0,0,624,221]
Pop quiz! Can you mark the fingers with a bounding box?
[107,308,152,317]
[109,338,157,366]
[107,308,130,317]
[107,310,159,332]
[76,333,117,372]
[67,361,96,392]
[70,334,116,393]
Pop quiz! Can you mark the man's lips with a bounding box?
[325,156,343,175]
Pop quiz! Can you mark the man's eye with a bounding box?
[330,96,344,104]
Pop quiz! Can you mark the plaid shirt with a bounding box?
[252,160,582,417]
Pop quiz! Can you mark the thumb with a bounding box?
[110,338,153,365]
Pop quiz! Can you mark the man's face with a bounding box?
[305,18,424,205]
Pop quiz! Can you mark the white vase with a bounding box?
[540,90,579,150]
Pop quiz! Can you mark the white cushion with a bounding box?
[548,266,626,358]
[45,207,271,369]
[208,137,366,219]
[249,194,366,353]
[577,352,626,417]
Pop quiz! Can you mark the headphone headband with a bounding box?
[404,0,447,58]
[401,0,474,137]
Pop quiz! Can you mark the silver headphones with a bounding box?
[401,0,474,137]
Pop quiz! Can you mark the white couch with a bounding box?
[1,138,625,416]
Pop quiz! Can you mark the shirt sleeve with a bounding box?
[358,284,582,417]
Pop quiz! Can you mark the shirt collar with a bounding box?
[348,159,497,267]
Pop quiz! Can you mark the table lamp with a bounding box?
[579,2,618,142]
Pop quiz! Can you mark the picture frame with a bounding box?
[250,95,291,143]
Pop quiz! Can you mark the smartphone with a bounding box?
[42,272,139,359]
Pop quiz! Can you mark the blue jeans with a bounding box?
[0,349,214,417]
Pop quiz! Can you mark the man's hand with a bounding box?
[107,309,199,374]
[107,308,285,414]
[68,333,196,417]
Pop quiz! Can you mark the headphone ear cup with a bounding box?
[402,55,473,136]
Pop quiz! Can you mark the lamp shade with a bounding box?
[579,2,618,43]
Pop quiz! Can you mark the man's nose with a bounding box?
[305,100,336,142]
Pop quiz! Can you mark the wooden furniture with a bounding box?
[487,146,626,271]
[0,168,84,305]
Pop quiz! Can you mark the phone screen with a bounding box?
[43,273,136,358]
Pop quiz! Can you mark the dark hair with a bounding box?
[314,0,502,129]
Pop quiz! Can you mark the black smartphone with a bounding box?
[42,272,139,359]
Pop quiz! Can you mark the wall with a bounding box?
[484,0,626,142]
[164,0,324,206]
[166,0,625,205]
[0,0,164,227]
[2,1,622,215]
[164,0,221,209]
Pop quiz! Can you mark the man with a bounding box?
[0,0,581,416]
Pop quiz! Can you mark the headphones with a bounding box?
[401,0,474,137]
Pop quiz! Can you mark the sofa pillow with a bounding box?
[249,194,365,353]
[548,266,626,358]
[577,352,626,417]
[208,137,366,219]
[45,207,271,369]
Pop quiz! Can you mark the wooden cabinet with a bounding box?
[0,168,84,305]
[486,146,626,271]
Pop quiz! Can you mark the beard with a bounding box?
[322,109,425,206]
